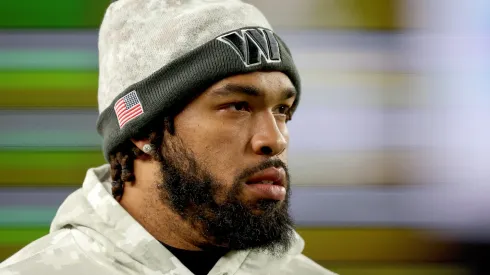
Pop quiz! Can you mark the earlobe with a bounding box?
[130,138,154,154]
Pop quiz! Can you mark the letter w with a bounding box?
[217,28,281,67]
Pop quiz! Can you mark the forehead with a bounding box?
[203,71,295,99]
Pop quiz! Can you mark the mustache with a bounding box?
[236,159,288,183]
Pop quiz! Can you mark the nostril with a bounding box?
[260,146,273,155]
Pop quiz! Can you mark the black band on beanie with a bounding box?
[96,27,301,161]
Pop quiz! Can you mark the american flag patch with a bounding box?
[114,91,144,129]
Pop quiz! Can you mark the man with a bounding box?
[0,0,335,274]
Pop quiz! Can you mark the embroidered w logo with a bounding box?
[217,28,281,67]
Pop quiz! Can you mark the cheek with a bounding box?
[278,147,289,168]
[279,124,290,164]
[206,129,245,176]
[280,121,290,138]
[200,120,242,153]
[183,120,247,183]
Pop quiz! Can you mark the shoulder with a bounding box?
[281,254,338,275]
[0,229,111,275]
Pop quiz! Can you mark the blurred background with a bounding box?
[1,0,489,274]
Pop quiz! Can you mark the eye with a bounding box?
[275,104,292,122]
[277,105,290,115]
[225,102,251,112]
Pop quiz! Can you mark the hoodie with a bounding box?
[0,164,336,275]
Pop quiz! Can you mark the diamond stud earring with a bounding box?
[142,144,154,154]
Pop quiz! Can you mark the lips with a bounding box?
[245,167,285,187]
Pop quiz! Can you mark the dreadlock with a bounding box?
[109,117,175,202]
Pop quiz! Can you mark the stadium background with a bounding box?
[1,1,490,274]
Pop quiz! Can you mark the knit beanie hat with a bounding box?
[96,0,301,161]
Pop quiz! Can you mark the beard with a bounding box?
[156,135,294,255]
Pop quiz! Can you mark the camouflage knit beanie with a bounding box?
[96,0,301,161]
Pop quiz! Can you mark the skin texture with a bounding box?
[120,71,297,253]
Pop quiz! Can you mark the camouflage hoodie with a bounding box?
[0,164,336,275]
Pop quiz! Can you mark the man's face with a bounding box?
[158,71,297,253]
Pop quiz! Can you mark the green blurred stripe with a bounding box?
[0,90,97,108]
[0,228,457,262]
[0,1,110,28]
[0,207,56,227]
[0,150,103,169]
[0,71,97,90]
[0,71,98,108]
[0,149,104,187]
[0,50,97,70]
[0,228,49,244]
[0,170,93,187]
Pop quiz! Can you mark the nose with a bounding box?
[250,113,288,156]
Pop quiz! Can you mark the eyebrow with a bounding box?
[210,83,297,101]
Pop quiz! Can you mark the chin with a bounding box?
[245,198,285,213]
